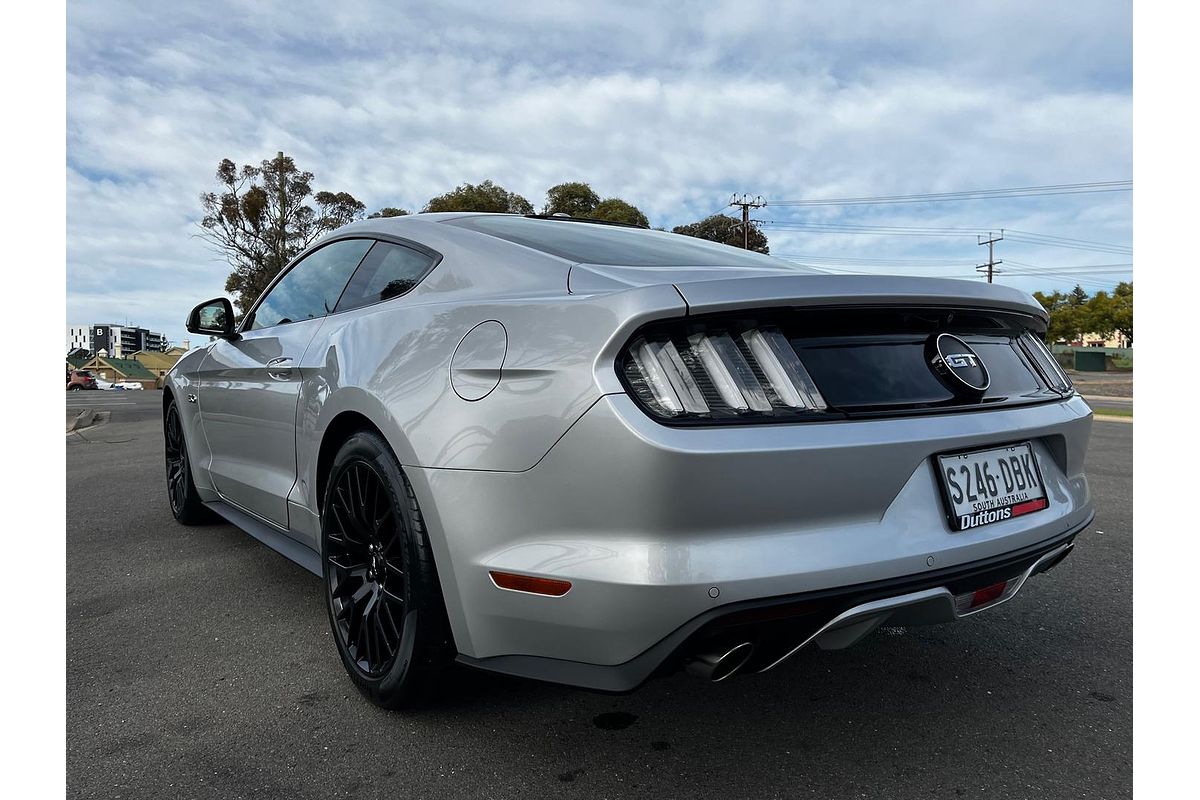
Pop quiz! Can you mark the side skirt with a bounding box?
[203,499,322,577]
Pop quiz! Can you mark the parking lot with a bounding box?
[66,390,1131,799]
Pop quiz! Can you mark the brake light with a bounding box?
[622,323,827,421]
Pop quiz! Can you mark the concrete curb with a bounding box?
[1082,394,1133,402]
[1094,414,1133,424]
[67,408,96,433]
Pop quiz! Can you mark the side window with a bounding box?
[334,241,437,313]
[249,239,374,330]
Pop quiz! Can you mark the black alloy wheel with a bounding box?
[165,403,189,516]
[163,400,214,525]
[325,461,408,676]
[321,430,452,708]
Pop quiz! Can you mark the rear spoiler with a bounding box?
[670,275,1048,324]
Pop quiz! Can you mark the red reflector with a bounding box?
[1011,497,1049,517]
[970,581,1008,608]
[489,571,572,596]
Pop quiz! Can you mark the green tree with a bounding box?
[672,214,769,253]
[1033,289,1085,343]
[423,180,533,214]
[1111,281,1133,344]
[199,151,366,312]
[1035,284,1134,345]
[1084,291,1117,340]
[590,198,650,227]
[543,182,600,216]
[368,207,409,218]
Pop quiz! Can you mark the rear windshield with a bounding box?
[446,215,812,269]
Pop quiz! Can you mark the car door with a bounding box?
[197,238,375,529]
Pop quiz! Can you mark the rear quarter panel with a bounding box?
[290,223,689,514]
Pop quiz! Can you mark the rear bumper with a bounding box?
[456,519,1087,691]
[412,393,1093,687]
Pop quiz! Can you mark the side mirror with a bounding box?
[186,297,238,339]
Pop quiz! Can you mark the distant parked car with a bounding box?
[115,381,144,390]
[66,370,97,391]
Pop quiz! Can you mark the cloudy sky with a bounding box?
[67,1,1131,347]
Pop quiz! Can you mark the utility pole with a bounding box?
[977,229,1004,283]
[729,193,767,249]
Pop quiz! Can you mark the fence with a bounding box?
[1050,345,1133,372]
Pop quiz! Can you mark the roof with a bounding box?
[66,355,90,369]
[83,356,156,380]
[130,350,181,370]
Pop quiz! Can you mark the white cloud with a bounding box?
[67,1,1132,343]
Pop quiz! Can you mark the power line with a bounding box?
[763,221,1132,254]
[982,261,1131,289]
[766,180,1131,207]
[774,253,978,265]
[1005,260,1133,270]
[1005,229,1133,252]
[765,221,987,232]
[764,221,987,238]
[1003,231,1132,256]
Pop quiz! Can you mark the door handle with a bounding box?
[266,357,295,380]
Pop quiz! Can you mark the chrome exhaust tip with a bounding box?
[685,641,755,683]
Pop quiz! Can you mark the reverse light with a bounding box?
[622,323,828,421]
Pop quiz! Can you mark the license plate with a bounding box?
[936,442,1048,531]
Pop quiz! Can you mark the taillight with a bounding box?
[621,322,828,421]
[1018,332,1073,394]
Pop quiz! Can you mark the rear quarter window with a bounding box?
[334,241,438,313]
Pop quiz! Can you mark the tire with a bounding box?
[68,384,81,391]
[164,400,216,525]
[322,430,453,709]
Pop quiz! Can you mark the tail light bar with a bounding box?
[622,322,828,421]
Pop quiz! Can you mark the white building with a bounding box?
[66,323,170,358]
[67,325,90,353]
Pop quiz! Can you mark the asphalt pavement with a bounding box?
[67,391,1131,799]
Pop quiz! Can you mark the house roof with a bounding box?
[83,356,157,380]
[130,350,181,370]
[67,355,90,369]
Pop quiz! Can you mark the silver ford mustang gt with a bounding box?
[164,213,1092,707]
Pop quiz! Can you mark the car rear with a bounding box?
[70,370,98,389]
[426,217,1093,689]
